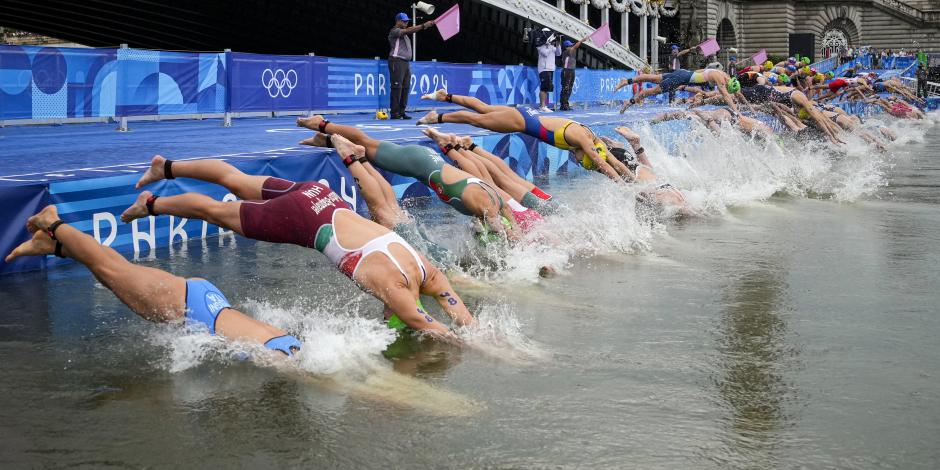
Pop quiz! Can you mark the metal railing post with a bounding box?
[223,49,233,127]
[118,43,129,132]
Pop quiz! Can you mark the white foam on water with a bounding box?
[456,300,551,364]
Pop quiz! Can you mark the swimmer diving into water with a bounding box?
[297,115,520,241]
[296,132,456,268]
[6,206,302,357]
[122,146,474,339]
[616,68,741,114]
[415,89,634,182]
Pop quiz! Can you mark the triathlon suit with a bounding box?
[741,85,773,103]
[660,69,708,93]
[506,198,543,233]
[239,177,426,286]
[737,71,762,88]
[372,142,504,217]
[890,101,913,117]
[769,87,797,106]
[828,78,849,92]
[517,107,577,149]
[184,278,302,357]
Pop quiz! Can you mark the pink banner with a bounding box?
[589,23,611,49]
[751,49,768,65]
[435,4,460,41]
[698,38,720,57]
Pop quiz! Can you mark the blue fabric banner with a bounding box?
[0,184,49,274]
[228,52,313,112]
[115,49,226,117]
[0,45,119,120]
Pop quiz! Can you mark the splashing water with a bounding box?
[457,300,552,364]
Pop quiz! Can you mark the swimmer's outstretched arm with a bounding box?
[649,111,690,124]
[383,284,459,342]
[420,265,474,328]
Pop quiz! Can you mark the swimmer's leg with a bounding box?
[424,90,510,114]
[17,207,187,321]
[348,160,402,229]
[121,191,244,235]
[298,116,382,156]
[359,161,401,211]
[136,156,269,200]
[460,149,529,201]
[418,108,524,133]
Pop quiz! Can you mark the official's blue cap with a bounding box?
[563,40,574,48]
[730,56,737,60]
[395,12,410,22]
[671,44,679,50]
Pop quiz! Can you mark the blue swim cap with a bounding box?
[563,40,574,48]
[786,65,797,72]
[730,56,737,61]
[395,12,410,22]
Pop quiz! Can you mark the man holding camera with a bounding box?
[536,28,562,112]
[388,12,435,119]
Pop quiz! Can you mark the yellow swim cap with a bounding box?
[764,60,774,70]
[814,73,825,82]
[798,108,810,120]
[581,142,609,170]
[375,110,389,120]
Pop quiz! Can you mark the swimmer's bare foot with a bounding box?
[614,126,641,144]
[121,191,153,223]
[298,132,331,147]
[296,115,325,131]
[135,155,168,189]
[421,127,450,146]
[26,205,61,233]
[619,99,634,114]
[417,110,439,126]
[5,230,56,263]
[614,78,631,92]
[330,134,366,158]
[421,88,448,102]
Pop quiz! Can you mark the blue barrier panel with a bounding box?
[116,49,226,117]
[564,68,636,103]
[321,57,386,110]
[0,184,49,274]
[228,52,312,112]
[0,45,119,120]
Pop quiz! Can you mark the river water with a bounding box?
[1,113,938,468]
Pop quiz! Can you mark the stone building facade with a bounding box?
[678,0,940,60]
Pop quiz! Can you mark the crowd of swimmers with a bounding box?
[5,52,929,364]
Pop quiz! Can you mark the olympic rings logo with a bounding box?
[261,68,298,98]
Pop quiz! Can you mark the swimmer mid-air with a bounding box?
[616,68,741,113]
[416,89,634,182]
[297,115,520,241]
[6,206,302,357]
[122,145,475,339]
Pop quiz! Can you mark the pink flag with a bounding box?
[751,48,768,65]
[435,4,460,41]
[589,23,612,48]
[698,38,720,57]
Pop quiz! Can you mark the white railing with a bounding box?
[481,0,647,70]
